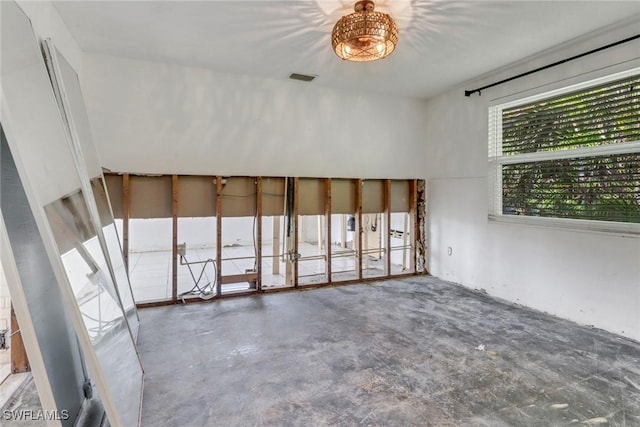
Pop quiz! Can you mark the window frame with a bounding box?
[488,67,640,236]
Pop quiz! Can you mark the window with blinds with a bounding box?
[488,70,640,227]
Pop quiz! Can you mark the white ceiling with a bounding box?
[53,1,640,99]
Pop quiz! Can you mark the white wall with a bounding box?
[81,53,429,179]
[15,1,82,75]
[425,19,640,341]
[2,1,83,206]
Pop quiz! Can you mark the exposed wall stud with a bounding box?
[10,304,29,373]
[171,175,178,301]
[325,178,332,282]
[256,177,263,291]
[216,176,223,297]
[284,177,293,287]
[384,179,391,276]
[356,179,363,280]
[293,177,299,287]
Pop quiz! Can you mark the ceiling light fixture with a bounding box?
[331,0,399,62]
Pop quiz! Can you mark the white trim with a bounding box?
[489,213,640,237]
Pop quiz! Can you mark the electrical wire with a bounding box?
[179,254,217,301]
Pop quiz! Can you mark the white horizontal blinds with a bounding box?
[221,177,256,217]
[262,177,285,216]
[503,153,640,222]
[104,174,123,218]
[390,180,410,212]
[177,175,216,217]
[298,178,325,215]
[499,71,640,224]
[502,74,640,155]
[362,179,384,213]
[129,175,172,218]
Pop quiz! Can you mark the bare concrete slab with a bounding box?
[137,277,640,426]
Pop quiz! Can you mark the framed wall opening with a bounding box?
[330,179,359,282]
[297,178,328,286]
[390,180,417,275]
[218,177,259,295]
[176,175,218,300]
[361,179,388,279]
[260,177,287,289]
[127,175,173,303]
[105,173,425,307]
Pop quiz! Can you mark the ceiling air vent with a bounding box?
[289,73,316,82]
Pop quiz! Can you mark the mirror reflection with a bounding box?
[91,177,139,337]
[44,189,142,426]
[48,43,140,339]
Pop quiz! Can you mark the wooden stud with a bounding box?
[171,175,178,301]
[10,304,29,373]
[293,177,299,288]
[355,179,363,280]
[324,178,332,282]
[384,179,391,276]
[122,173,130,271]
[409,179,418,273]
[216,176,223,297]
[284,178,293,287]
[135,272,419,309]
[256,177,262,291]
[220,272,259,285]
[283,177,294,286]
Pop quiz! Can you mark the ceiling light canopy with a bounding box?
[331,1,399,62]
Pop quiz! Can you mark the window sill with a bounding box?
[488,214,640,237]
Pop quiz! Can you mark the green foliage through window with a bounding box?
[494,72,640,224]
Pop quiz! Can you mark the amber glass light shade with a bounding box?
[331,1,399,62]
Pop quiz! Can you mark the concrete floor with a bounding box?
[137,277,640,426]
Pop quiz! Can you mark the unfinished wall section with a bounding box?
[416,180,427,274]
[105,174,426,305]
